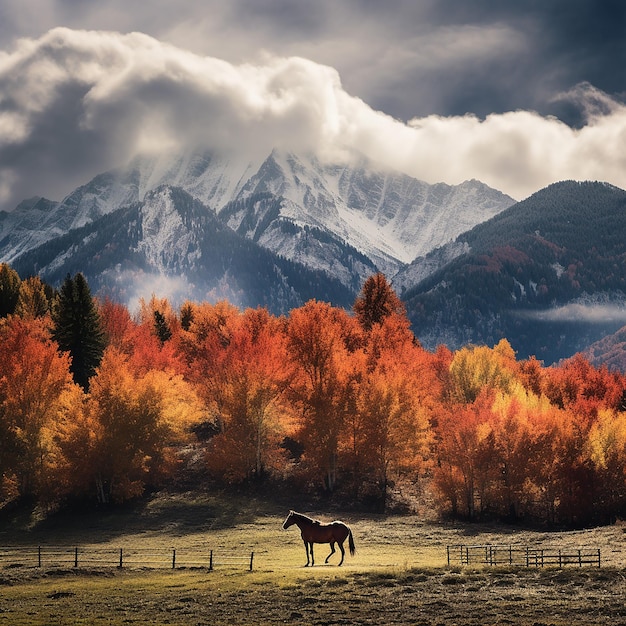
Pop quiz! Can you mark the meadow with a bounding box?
[1,491,626,625]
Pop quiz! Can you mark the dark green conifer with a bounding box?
[153,309,172,344]
[52,273,106,391]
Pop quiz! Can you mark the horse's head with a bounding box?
[282,510,296,529]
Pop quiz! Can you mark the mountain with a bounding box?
[402,181,626,364]
[10,186,356,313]
[583,326,626,372]
[0,149,515,291]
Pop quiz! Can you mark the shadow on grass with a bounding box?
[0,489,289,545]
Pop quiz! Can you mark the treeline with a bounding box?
[1,263,626,526]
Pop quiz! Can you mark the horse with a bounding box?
[282,510,356,567]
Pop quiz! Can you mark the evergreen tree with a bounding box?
[52,273,106,391]
[179,301,194,331]
[153,309,172,344]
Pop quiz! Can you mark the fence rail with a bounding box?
[447,544,601,568]
[0,546,255,571]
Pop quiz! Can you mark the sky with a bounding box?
[0,0,625,212]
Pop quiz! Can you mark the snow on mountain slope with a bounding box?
[0,170,140,263]
[136,186,203,273]
[133,150,264,210]
[1,148,515,289]
[223,150,515,273]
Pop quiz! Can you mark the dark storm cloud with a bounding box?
[1,0,622,123]
[0,1,625,210]
[342,0,626,123]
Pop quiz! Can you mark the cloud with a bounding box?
[1,1,624,126]
[520,303,626,325]
[1,28,626,210]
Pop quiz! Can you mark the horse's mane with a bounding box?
[291,510,320,525]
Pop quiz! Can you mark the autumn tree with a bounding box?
[98,297,135,352]
[52,273,106,391]
[86,348,172,503]
[353,273,405,331]
[446,339,517,404]
[346,309,434,508]
[0,263,21,318]
[204,308,291,482]
[178,300,241,425]
[488,387,561,520]
[0,316,76,500]
[179,302,290,482]
[432,390,500,519]
[543,353,625,421]
[586,408,626,522]
[287,300,359,491]
[15,275,51,319]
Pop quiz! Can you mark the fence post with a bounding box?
[38,545,42,568]
[249,551,254,571]
[446,546,450,566]
[578,549,582,567]
[119,548,123,568]
[172,549,176,569]
[597,549,601,567]
[74,547,79,568]
[209,550,213,571]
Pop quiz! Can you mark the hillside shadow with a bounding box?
[0,489,290,545]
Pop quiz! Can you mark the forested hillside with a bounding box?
[404,181,626,363]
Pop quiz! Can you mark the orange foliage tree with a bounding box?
[203,308,291,482]
[347,305,435,508]
[287,300,359,491]
[0,316,76,500]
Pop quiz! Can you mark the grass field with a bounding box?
[1,490,626,625]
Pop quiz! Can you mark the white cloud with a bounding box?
[521,303,626,325]
[1,28,626,210]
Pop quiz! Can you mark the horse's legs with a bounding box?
[325,542,336,564]
[310,542,315,566]
[337,540,346,566]
[304,540,311,567]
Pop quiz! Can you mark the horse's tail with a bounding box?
[348,528,356,556]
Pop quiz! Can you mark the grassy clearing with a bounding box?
[2,566,626,625]
[1,490,626,624]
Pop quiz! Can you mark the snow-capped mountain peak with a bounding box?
[1,148,516,291]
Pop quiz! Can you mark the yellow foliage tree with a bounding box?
[86,348,176,503]
[447,339,517,404]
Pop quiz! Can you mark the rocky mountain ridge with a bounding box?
[0,149,515,291]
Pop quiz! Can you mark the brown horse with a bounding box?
[282,510,356,566]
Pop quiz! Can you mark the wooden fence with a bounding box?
[0,546,255,571]
[447,544,601,568]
